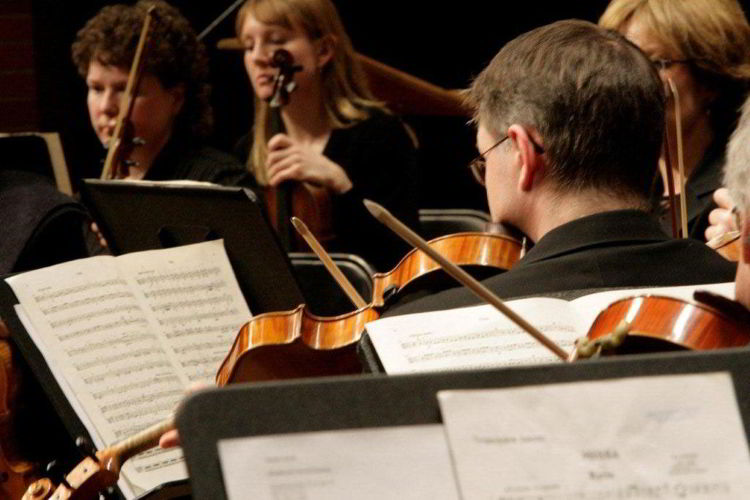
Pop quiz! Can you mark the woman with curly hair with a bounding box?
[600,0,750,239]
[72,0,250,185]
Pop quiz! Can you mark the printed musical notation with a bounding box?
[6,241,252,496]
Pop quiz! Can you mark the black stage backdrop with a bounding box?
[30,1,750,211]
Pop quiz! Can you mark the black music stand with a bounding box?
[177,347,750,499]
[81,179,305,314]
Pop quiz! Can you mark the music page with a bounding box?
[366,282,735,374]
[218,424,459,500]
[367,298,583,374]
[438,372,750,500]
[7,240,251,498]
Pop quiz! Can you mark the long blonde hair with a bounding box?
[600,0,750,134]
[236,0,385,183]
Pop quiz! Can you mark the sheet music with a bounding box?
[7,240,251,498]
[218,424,459,500]
[367,282,736,374]
[438,372,750,500]
[367,298,583,374]
[119,241,251,383]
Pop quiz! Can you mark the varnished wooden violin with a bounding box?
[0,321,40,500]
[264,48,335,251]
[216,227,524,385]
[21,419,173,500]
[371,231,522,306]
[707,230,740,262]
[580,292,750,357]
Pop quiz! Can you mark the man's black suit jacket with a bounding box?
[384,210,737,317]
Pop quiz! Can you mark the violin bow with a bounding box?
[662,136,679,239]
[197,0,245,41]
[667,78,689,238]
[291,216,368,309]
[363,200,569,361]
[100,6,156,180]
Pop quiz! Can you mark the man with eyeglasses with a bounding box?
[385,20,734,316]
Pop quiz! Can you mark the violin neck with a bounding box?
[268,105,286,137]
[268,105,295,251]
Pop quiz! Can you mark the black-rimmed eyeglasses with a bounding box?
[468,135,544,186]
[468,136,508,186]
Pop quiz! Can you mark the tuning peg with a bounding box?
[76,436,98,462]
[131,136,146,146]
[46,459,72,489]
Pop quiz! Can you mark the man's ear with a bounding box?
[316,34,337,69]
[508,124,543,192]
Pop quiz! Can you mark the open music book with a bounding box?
[366,282,736,374]
[5,240,251,498]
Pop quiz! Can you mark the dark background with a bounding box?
[27,0,750,211]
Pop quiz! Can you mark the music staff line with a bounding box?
[58,317,149,342]
[40,290,135,315]
[164,323,240,338]
[91,374,181,401]
[172,339,233,355]
[157,308,240,326]
[100,388,184,415]
[74,346,166,372]
[82,359,172,384]
[142,280,227,298]
[106,399,177,425]
[50,304,142,329]
[66,332,157,357]
[151,293,233,312]
[135,267,221,286]
[33,278,128,303]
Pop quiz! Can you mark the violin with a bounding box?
[21,419,173,500]
[216,227,524,385]
[580,292,750,357]
[264,49,335,251]
[707,230,740,262]
[216,304,379,385]
[371,231,522,306]
[0,322,40,500]
[99,6,156,180]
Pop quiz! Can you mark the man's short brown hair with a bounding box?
[467,20,665,202]
[71,0,212,140]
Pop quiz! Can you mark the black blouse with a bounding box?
[236,112,420,271]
